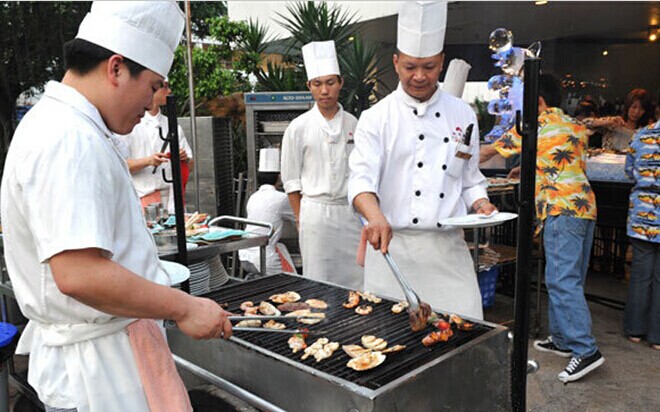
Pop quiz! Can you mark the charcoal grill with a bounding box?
[168,274,510,411]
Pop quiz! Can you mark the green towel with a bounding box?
[188,229,246,243]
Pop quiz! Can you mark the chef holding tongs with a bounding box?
[349,1,496,320]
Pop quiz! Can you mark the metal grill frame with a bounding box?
[169,274,511,411]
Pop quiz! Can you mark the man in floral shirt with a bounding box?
[481,74,603,382]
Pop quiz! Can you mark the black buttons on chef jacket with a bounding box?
[419,134,425,141]
[439,193,445,199]
[417,162,423,168]
[415,190,421,196]
[444,137,450,143]
[437,222,443,228]
[412,218,419,224]
[435,112,441,118]
[442,164,447,171]
[413,109,418,115]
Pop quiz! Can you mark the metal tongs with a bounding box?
[229,315,327,335]
[382,251,432,332]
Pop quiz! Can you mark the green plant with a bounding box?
[256,61,307,92]
[340,37,392,117]
[473,98,496,140]
[276,1,358,61]
[236,19,273,77]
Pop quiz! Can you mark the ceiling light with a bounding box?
[649,25,659,42]
[650,32,658,42]
[602,50,609,56]
[535,0,548,5]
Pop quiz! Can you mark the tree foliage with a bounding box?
[0,1,90,159]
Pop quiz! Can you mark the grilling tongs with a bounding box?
[382,251,432,332]
[229,315,328,335]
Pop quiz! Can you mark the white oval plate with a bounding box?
[438,212,518,228]
[159,260,191,286]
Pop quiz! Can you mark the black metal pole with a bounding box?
[511,57,540,412]
[165,95,189,293]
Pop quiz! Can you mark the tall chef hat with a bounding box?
[302,40,341,81]
[75,1,185,78]
[397,1,448,58]
[259,148,281,173]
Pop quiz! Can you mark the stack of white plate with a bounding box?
[187,260,210,296]
[260,121,290,133]
[207,256,229,291]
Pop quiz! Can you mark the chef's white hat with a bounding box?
[75,1,185,78]
[302,41,341,81]
[259,148,281,173]
[397,1,448,58]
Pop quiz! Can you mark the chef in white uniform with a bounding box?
[239,148,297,275]
[121,78,194,214]
[281,40,363,289]
[0,2,232,411]
[348,1,496,320]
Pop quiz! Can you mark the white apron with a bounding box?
[364,229,483,320]
[300,197,363,289]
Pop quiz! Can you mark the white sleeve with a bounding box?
[177,125,193,159]
[280,123,302,194]
[460,112,489,208]
[348,112,382,207]
[19,135,116,262]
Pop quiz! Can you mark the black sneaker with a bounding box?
[558,350,605,383]
[533,336,572,358]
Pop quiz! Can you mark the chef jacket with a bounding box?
[119,110,193,199]
[348,83,488,229]
[0,81,169,410]
[281,103,358,202]
[239,184,296,274]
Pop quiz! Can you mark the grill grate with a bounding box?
[203,274,492,390]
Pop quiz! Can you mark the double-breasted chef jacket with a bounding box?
[281,104,364,289]
[1,81,169,411]
[348,83,488,319]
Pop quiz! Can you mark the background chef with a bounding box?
[281,40,363,289]
[0,2,231,411]
[348,1,496,320]
[239,148,298,275]
[121,77,194,213]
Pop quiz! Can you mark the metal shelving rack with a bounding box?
[244,92,314,196]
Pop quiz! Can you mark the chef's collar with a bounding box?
[259,184,277,191]
[397,82,442,116]
[143,110,161,124]
[43,81,113,138]
[313,103,344,142]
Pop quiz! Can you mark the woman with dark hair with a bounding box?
[584,88,652,151]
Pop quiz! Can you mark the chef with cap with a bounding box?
[0,2,231,411]
[239,148,298,275]
[348,1,496,320]
[121,78,194,214]
[281,40,363,289]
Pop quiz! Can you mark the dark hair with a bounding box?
[257,172,279,186]
[622,88,652,128]
[63,38,147,76]
[575,100,596,118]
[598,101,617,117]
[538,74,562,108]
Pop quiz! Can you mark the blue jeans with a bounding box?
[624,238,660,344]
[543,216,598,358]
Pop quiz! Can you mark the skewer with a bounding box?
[233,327,328,335]
[229,315,323,322]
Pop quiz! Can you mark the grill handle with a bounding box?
[209,215,274,238]
[383,251,421,313]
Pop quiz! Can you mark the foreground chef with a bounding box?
[0,2,232,411]
[239,148,297,275]
[121,77,194,213]
[348,1,496,320]
[281,40,363,289]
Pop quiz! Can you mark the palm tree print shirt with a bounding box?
[625,121,660,243]
[493,108,597,226]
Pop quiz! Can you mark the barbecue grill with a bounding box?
[168,274,510,411]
